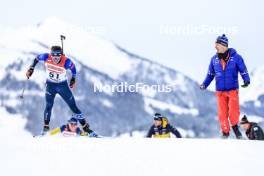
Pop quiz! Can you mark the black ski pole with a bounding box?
[20,78,29,99]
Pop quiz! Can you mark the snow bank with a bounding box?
[2,137,264,176]
[0,111,263,176]
[0,107,31,137]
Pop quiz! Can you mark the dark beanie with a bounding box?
[51,46,63,55]
[68,117,78,124]
[240,115,249,124]
[154,113,162,121]
[216,34,228,47]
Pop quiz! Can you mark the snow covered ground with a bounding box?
[0,107,264,176]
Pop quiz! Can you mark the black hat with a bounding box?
[154,113,162,121]
[240,115,249,125]
[51,46,63,56]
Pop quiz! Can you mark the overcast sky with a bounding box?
[1,0,264,82]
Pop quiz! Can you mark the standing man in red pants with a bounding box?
[200,34,250,139]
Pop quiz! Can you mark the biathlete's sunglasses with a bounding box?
[154,115,162,120]
[51,51,62,56]
[154,117,162,121]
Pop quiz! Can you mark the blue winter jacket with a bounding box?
[203,48,250,91]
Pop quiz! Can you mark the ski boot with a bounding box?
[79,119,98,138]
[88,131,99,138]
[221,132,229,139]
[41,124,50,135]
[232,125,243,139]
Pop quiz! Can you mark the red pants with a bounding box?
[216,90,240,134]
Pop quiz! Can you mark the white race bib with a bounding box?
[45,63,67,83]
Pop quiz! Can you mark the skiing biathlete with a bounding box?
[26,45,97,137]
[146,113,182,138]
[200,34,250,139]
[49,117,84,137]
[240,115,264,140]
[49,117,88,137]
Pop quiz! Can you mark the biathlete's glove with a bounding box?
[26,67,34,79]
[69,77,76,88]
[241,81,250,88]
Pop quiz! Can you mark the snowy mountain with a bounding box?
[0,17,263,137]
[239,66,264,119]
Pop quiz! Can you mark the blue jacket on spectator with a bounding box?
[203,48,250,91]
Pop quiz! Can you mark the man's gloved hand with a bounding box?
[241,81,250,88]
[69,77,76,88]
[26,67,34,79]
[200,84,206,90]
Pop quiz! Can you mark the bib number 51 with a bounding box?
[49,72,59,80]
